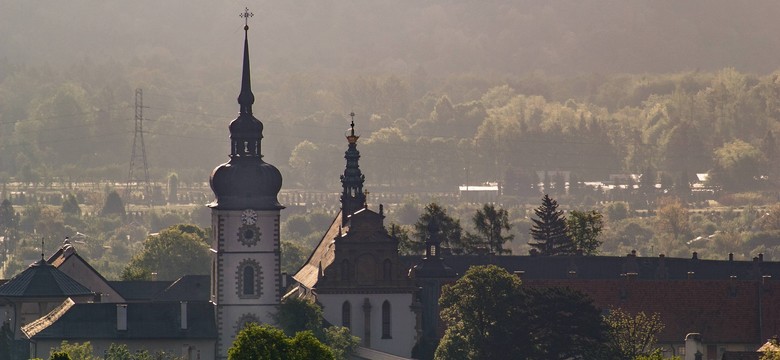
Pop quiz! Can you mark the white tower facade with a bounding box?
[208,13,284,359]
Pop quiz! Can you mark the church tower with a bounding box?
[340,113,366,225]
[208,9,283,359]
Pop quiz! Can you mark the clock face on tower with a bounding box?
[241,209,257,225]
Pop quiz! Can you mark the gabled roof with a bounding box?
[108,280,172,302]
[293,211,343,290]
[47,241,125,301]
[153,275,210,302]
[0,260,93,298]
[23,300,217,340]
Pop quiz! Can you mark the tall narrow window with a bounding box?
[243,266,255,295]
[381,300,391,339]
[342,301,351,328]
[383,259,392,281]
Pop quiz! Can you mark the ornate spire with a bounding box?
[238,8,255,115]
[208,8,282,211]
[340,112,366,223]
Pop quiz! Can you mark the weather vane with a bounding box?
[240,7,254,29]
[349,112,356,134]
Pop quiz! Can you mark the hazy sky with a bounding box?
[4,1,780,76]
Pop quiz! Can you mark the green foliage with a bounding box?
[567,210,604,255]
[436,265,525,360]
[529,195,574,255]
[122,224,210,280]
[228,324,333,360]
[61,193,81,217]
[655,197,690,255]
[104,343,133,360]
[274,297,325,339]
[51,341,98,360]
[604,308,665,359]
[167,173,179,204]
[436,265,607,360]
[412,203,463,254]
[49,352,71,360]
[101,190,125,217]
[289,331,335,360]
[468,204,514,254]
[324,326,360,360]
[605,202,630,222]
[709,139,766,191]
[762,339,780,360]
[281,240,307,274]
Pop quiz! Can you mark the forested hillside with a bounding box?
[3,1,780,192]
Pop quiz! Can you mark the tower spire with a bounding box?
[238,8,255,115]
[341,112,366,224]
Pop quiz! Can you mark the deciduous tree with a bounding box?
[468,204,513,254]
[604,308,665,359]
[121,224,210,281]
[413,203,463,254]
[567,210,604,255]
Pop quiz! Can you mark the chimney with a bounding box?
[180,301,188,330]
[117,304,127,331]
[759,253,764,262]
[729,253,734,261]
[692,252,698,260]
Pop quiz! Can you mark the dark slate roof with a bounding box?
[108,280,172,302]
[153,275,210,302]
[721,352,761,360]
[402,253,780,281]
[294,211,343,290]
[0,260,93,298]
[522,278,780,344]
[24,301,216,340]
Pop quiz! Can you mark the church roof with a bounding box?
[23,300,216,340]
[293,211,343,290]
[402,253,780,280]
[0,259,93,298]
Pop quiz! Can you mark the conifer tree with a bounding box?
[529,194,573,255]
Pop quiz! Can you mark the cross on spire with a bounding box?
[240,7,254,30]
[349,112,356,137]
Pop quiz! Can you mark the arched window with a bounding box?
[342,301,351,328]
[237,259,262,299]
[243,266,255,295]
[382,300,391,339]
[383,259,392,281]
[341,260,350,281]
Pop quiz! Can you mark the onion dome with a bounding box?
[209,20,282,210]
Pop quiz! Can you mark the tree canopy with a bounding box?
[228,324,334,360]
[467,204,514,254]
[121,224,210,281]
[436,265,607,360]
